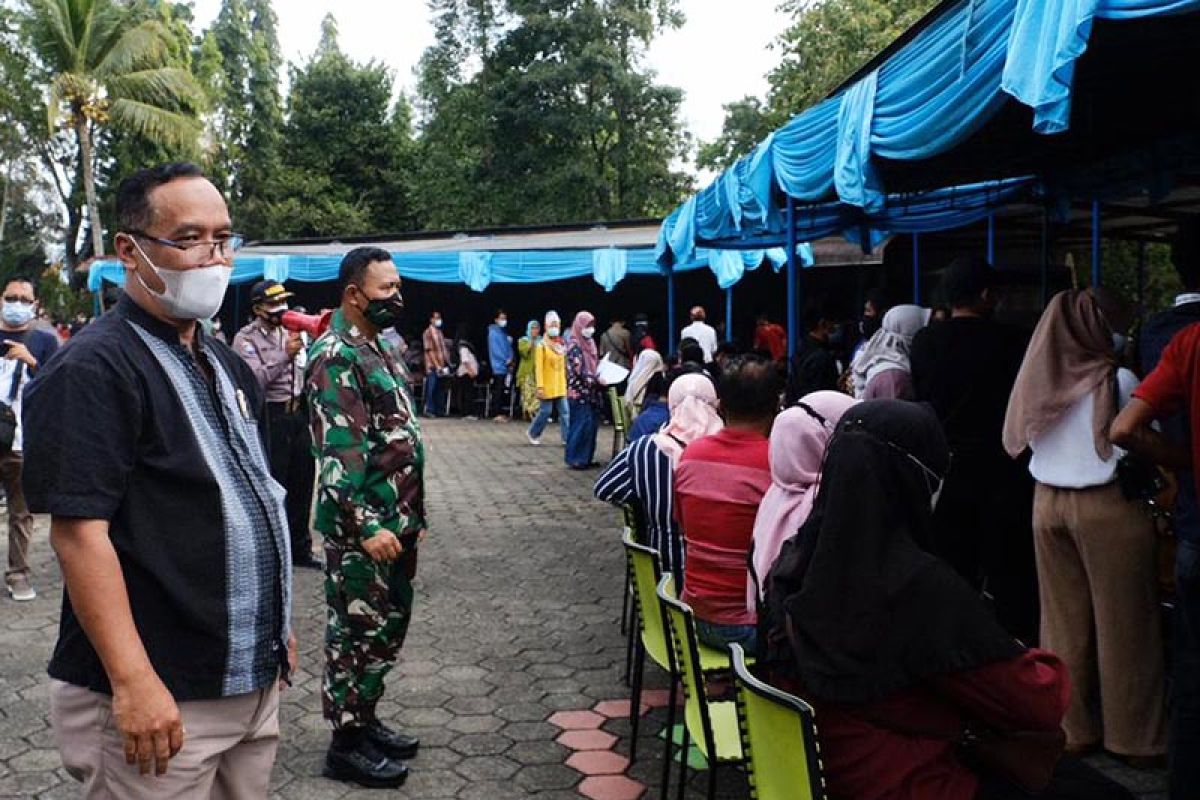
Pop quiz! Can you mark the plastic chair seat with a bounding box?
[698,641,734,671]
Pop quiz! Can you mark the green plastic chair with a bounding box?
[656,575,746,800]
[607,387,628,457]
[622,533,679,798]
[730,644,827,800]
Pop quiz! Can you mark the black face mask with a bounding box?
[363,292,404,328]
[860,314,881,339]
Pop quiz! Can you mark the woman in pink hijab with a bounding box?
[748,391,859,611]
[565,311,605,468]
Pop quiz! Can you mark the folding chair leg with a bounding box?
[629,641,645,763]
[621,566,630,635]
[677,725,690,800]
[707,763,718,800]
[623,598,637,687]
[659,674,677,800]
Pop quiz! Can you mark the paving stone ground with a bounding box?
[0,419,1168,798]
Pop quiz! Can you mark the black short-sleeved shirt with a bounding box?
[23,294,292,701]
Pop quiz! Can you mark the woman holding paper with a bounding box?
[565,311,606,469]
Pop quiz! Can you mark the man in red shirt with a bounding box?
[752,313,788,362]
[675,355,777,651]
[1112,310,1200,792]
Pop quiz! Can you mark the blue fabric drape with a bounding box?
[1003,0,1200,133]
[458,251,494,292]
[835,71,883,211]
[592,248,628,291]
[86,242,820,293]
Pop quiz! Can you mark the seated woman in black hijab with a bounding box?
[763,401,1133,800]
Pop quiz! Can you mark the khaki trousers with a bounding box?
[1,450,34,578]
[1033,481,1167,756]
[50,679,280,799]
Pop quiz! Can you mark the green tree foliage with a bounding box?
[98,2,200,239]
[414,0,692,228]
[19,0,205,256]
[206,0,283,237]
[700,0,937,172]
[259,14,418,238]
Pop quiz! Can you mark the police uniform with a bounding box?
[305,308,425,730]
[233,280,317,567]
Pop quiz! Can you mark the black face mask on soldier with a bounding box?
[363,291,404,328]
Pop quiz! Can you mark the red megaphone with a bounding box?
[281,309,332,338]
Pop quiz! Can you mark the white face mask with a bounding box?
[547,326,560,337]
[433,319,443,328]
[132,239,232,320]
[497,319,507,329]
[582,326,595,339]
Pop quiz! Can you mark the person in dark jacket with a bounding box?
[1125,217,1200,795]
[786,298,841,405]
[910,257,1038,642]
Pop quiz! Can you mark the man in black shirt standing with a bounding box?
[0,275,59,601]
[786,298,842,405]
[23,163,294,798]
[910,257,1037,641]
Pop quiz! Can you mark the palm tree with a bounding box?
[21,0,204,257]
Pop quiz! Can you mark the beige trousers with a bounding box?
[1033,481,1167,756]
[50,679,280,799]
[1,451,34,578]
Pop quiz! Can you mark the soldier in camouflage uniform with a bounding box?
[305,246,425,788]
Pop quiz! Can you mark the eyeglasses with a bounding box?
[128,231,245,262]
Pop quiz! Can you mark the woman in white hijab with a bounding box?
[849,304,932,401]
[624,349,665,415]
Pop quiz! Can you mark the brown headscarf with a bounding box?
[1002,288,1124,460]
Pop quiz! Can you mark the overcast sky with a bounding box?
[188,1,790,172]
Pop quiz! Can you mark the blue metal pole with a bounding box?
[912,232,921,303]
[667,267,677,355]
[786,196,798,365]
[1092,200,1102,287]
[725,286,733,343]
[987,214,996,264]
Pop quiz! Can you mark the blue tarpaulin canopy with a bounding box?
[656,0,1200,265]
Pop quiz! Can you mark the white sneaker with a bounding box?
[6,574,35,602]
[527,431,541,446]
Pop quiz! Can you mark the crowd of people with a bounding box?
[5,157,1195,800]
[597,235,1200,799]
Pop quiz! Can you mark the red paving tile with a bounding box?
[593,699,649,718]
[639,689,680,708]
[577,775,646,800]
[567,750,630,776]
[547,709,606,730]
[556,729,618,751]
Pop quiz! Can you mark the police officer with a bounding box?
[306,247,425,788]
[233,280,321,569]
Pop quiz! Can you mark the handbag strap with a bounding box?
[5,361,23,405]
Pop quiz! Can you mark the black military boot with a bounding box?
[324,728,409,788]
[367,721,421,760]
